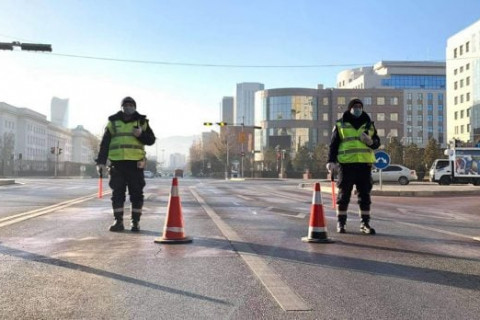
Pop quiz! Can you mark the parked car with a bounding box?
[144,170,154,178]
[371,164,418,185]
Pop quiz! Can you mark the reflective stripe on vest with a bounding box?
[336,121,375,164]
[107,120,147,161]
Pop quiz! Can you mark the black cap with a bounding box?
[347,98,363,110]
[121,96,136,107]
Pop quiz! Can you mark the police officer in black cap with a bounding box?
[326,98,380,234]
[96,96,156,232]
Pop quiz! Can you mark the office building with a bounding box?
[254,86,403,162]
[235,82,264,126]
[337,61,446,147]
[220,96,234,124]
[51,97,69,128]
[446,19,480,145]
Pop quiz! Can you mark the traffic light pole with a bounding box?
[54,141,59,178]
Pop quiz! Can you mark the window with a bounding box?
[460,66,464,73]
[407,104,412,111]
[407,93,412,101]
[454,96,458,105]
[377,113,385,121]
[460,79,464,88]
[460,110,464,118]
[467,108,470,117]
[377,128,385,136]
[454,111,458,120]
[467,124,470,132]
[467,92,470,101]
[454,81,458,90]
[323,97,329,105]
[460,94,464,103]
[454,69,458,75]
[466,77,470,86]
[466,63,470,70]
[377,97,385,105]
[389,129,398,137]
[337,97,345,105]
[460,45,463,55]
[466,41,470,52]
[337,112,343,119]
[390,97,398,105]
[461,125,464,134]
[322,113,328,121]
[323,129,329,136]
[390,113,398,121]
[364,97,372,105]
[454,48,457,58]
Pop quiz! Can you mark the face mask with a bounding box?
[351,108,362,118]
[122,106,136,115]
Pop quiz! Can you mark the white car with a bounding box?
[371,164,418,185]
[144,170,154,178]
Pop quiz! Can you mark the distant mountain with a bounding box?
[145,135,199,160]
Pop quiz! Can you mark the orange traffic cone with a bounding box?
[154,178,193,244]
[302,182,334,243]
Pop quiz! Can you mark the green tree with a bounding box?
[423,138,444,170]
[385,137,403,164]
[292,146,312,172]
[313,143,329,173]
[403,143,422,170]
[263,147,278,172]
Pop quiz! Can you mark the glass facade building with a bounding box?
[381,75,446,89]
[255,90,320,158]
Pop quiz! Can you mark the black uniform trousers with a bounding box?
[109,160,145,219]
[336,163,373,212]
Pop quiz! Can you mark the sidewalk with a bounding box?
[299,180,480,197]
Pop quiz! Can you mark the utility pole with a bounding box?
[241,116,245,178]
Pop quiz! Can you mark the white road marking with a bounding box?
[190,187,310,311]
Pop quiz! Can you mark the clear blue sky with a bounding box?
[1,0,479,140]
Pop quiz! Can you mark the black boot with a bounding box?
[131,211,141,232]
[109,212,125,232]
[360,215,375,235]
[337,215,347,233]
[131,220,140,232]
[109,218,125,232]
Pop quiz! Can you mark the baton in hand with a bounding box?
[331,170,337,209]
[98,168,103,199]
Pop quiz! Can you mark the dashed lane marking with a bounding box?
[190,186,310,312]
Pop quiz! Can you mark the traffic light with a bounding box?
[0,42,14,50]
[58,148,62,155]
[216,122,228,126]
[20,43,52,52]
[50,147,55,154]
[203,122,213,126]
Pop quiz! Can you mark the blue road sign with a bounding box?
[374,151,391,169]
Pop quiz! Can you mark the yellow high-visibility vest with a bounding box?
[336,121,375,164]
[107,120,147,161]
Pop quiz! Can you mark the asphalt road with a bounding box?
[0,178,479,319]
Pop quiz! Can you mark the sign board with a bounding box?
[374,151,390,170]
